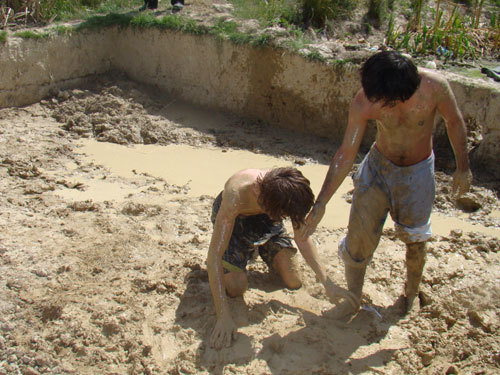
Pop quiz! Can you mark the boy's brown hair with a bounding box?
[257,167,314,226]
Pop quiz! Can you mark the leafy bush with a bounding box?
[230,0,301,27]
[302,0,357,28]
[1,0,140,23]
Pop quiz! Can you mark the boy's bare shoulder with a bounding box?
[419,68,450,88]
[352,88,376,113]
[224,169,264,200]
[225,169,264,189]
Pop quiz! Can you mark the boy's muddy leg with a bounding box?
[327,263,366,319]
[405,241,426,313]
[273,247,302,290]
[224,271,248,297]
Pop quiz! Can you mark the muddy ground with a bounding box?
[0,77,499,375]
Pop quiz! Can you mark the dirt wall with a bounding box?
[110,28,370,145]
[0,26,499,175]
[443,73,500,178]
[0,30,113,108]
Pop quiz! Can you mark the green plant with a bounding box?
[212,18,239,35]
[95,0,140,14]
[0,30,7,43]
[302,0,357,28]
[367,0,388,28]
[230,0,300,27]
[13,30,49,39]
[386,0,499,60]
[228,31,253,44]
[330,58,353,67]
[386,12,395,44]
[408,0,425,31]
[53,24,73,35]
[184,19,209,35]
[1,1,142,23]
[76,12,133,30]
[281,27,312,50]
[306,49,326,61]
[209,17,255,43]
[252,33,270,46]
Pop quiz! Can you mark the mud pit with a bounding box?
[1,77,499,375]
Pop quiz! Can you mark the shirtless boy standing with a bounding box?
[299,51,472,318]
[207,167,357,349]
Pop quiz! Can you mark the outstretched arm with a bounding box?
[298,91,369,239]
[206,197,237,349]
[436,78,472,198]
[293,230,359,309]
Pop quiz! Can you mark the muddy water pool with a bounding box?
[56,139,500,238]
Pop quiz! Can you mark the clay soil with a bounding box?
[0,75,499,375]
[1,2,500,374]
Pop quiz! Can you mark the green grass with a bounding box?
[252,33,271,47]
[0,31,7,43]
[230,0,357,29]
[303,0,358,27]
[330,58,355,66]
[44,0,142,22]
[76,12,210,35]
[230,0,301,28]
[94,0,142,14]
[3,0,498,62]
[183,19,210,35]
[281,27,313,50]
[76,12,134,30]
[13,30,50,39]
[305,49,326,62]
[0,1,142,23]
[386,0,499,60]
[53,25,74,35]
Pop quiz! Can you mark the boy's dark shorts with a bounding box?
[211,192,296,273]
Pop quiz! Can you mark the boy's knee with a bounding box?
[284,276,302,290]
[273,248,302,289]
[339,237,373,269]
[224,272,248,297]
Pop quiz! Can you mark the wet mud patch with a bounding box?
[0,77,499,375]
[45,75,337,165]
[433,172,500,228]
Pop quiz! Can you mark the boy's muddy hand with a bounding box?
[210,318,237,350]
[452,169,472,199]
[324,277,360,311]
[297,204,325,240]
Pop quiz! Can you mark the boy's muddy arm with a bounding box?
[298,149,356,238]
[452,169,472,198]
[299,94,368,239]
[294,235,359,308]
[436,78,472,198]
[206,208,237,349]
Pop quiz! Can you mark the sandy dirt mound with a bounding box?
[0,78,499,375]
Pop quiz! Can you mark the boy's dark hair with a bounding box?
[361,51,421,106]
[257,167,314,226]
